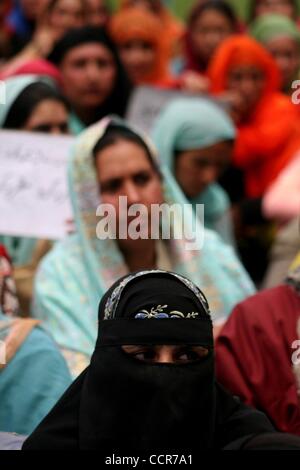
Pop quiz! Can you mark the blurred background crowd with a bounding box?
[2,0,300,442]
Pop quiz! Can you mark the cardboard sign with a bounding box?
[0,130,74,240]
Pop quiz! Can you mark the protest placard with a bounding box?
[0,130,74,240]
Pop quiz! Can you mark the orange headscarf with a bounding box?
[119,0,184,56]
[109,7,170,84]
[208,34,281,95]
[208,35,300,198]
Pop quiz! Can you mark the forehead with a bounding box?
[62,42,113,62]
[267,36,299,50]
[258,0,292,4]
[30,99,68,118]
[179,141,233,157]
[95,140,153,180]
[229,64,265,75]
[193,8,231,26]
[54,0,83,9]
[86,0,105,6]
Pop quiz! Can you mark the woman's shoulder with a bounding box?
[261,92,298,114]
[37,234,83,275]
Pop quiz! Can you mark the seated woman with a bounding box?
[208,35,300,199]
[85,0,110,27]
[47,26,132,134]
[216,254,300,435]
[152,97,236,245]
[109,6,171,86]
[23,270,275,450]
[251,13,300,96]
[0,74,70,315]
[1,0,86,75]
[0,245,72,435]
[119,0,184,59]
[109,6,208,93]
[174,0,239,77]
[249,0,299,21]
[31,116,254,378]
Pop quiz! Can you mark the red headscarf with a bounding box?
[0,59,63,88]
[216,284,300,435]
[208,34,281,95]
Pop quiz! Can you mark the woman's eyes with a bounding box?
[133,172,151,186]
[129,347,209,364]
[102,180,121,193]
[133,350,156,362]
[176,349,206,363]
[101,173,151,194]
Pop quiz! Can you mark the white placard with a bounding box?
[126,85,228,135]
[126,85,187,134]
[0,130,74,240]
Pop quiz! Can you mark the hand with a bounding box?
[31,25,58,57]
[180,71,210,94]
[65,218,76,235]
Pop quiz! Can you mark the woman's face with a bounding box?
[60,43,117,111]
[126,0,162,14]
[266,36,300,90]
[119,39,156,83]
[190,9,234,65]
[20,0,50,20]
[95,139,164,236]
[227,64,266,117]
[175,141,232,198]
[23,99,69,134]
[255,0,295,19]
[85,0,108,27]
[49,0,85,38]
[122,344,209,364]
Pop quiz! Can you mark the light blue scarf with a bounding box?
[31,116,254,361]
[0,311,71,434]
[152,98,236,245]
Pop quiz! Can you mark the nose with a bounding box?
[49,126,64,135]
[239,78,258,97]
[156,347,175,364]
[86,62,100,80]
[200,166,218,187]
[124,181,142,206]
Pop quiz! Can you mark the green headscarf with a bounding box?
[251,13,300,45]
[151,98,236,243]
[227,0,300,23]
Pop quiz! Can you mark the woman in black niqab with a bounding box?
[22,270,275,451]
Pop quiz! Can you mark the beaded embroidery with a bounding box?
[104,270,210,320]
